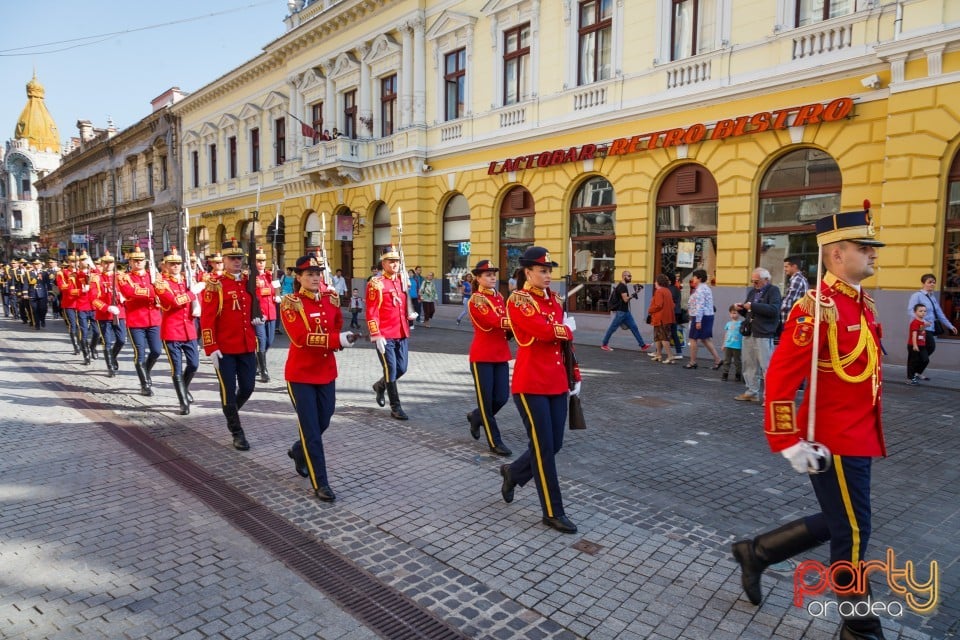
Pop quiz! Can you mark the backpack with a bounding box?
[607,285,622,311]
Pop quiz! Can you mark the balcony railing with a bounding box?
[791,19,854,59]
[572,84,608,111]
[664,57,713,89]
[498,105,527,128]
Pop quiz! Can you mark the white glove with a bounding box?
[339,331,356,348]
[272,280,281,288]
[570,381,581,396]
[210,349,223,370]
[191,300,202,317]
[563,313,576,332]
[407,311,419,321]
[374,337,387,354]
[190,281,206,295]
[251,317,265,326]
[82,284,90,293]
[107,305,120,315]
[781,441,830,474]
[273,294,282,303]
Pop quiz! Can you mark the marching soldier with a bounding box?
[75,253,98,364]
[465,259,513,456]
[91,251,125,376]
[732,207,886,640]
[46,258,61,318]
[1,262,15,318]
[281,255,357,501]
[16,258,31,325]
[57,253,82,354]
[118,245,163,396]
[366,246,411,420]
[200,239,258,451]
[155,248,200,415]
[26,259,49,329]
[252,247,279,383]
[498,247,581,534]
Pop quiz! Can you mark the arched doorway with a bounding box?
[499,186,534,296]
[757,148,840,287]
[655,164,718,295]
[569,176,616,313]
[442,194,471,304]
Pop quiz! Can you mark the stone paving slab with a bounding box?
[1,314,956,639]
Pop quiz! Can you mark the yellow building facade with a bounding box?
[172,0,960,367]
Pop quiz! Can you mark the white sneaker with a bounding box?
[671,355,684,361]
[647,352,659,358]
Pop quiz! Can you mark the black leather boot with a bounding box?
[144,353,160,387]
[134,360,152,396]
[69,332,80,355]
[372,378,386,407]
[224,404,249,450]
[104,344,115,377]
[731,518,821,605]
[256,351,270,383]
[182,370,196,403]
[288,444,309,478]
[80,338,90,365]
[110,341,122,371]
[387,382,408,420]
[172,376,190,415]
[89,334,99,359]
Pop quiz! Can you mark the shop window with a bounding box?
[758,148,840,287]
[796,0,853,28]
[671,0,716,61]
[656,164,718,297]
[499,186,535,296]
[445,49,466,121]
[503,24,530,106]
[569,177,616,313]
[941,151,960,337]
[442,195,471,304]
[578,0,613,85]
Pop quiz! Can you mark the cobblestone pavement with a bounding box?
[0,310,956,640]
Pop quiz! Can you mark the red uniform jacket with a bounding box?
[91,271,127,321]
[506,285,579,395]
[366,274,409,339]
[57,268,83,310]
[468,285,512,363]
[764,272,885,457]
[281,290,344,384]
[256,272,278,321]
[200,273,258,355]
[119,270,162,328]
[155,273,199,342]
[75,270,96,312]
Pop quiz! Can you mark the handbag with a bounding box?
[568,394,586,430]
[678,309,690,324]
[924,294,945,335]
[739,314,753,336]
[645,314,652,325]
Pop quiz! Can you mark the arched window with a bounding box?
[372,202,393,260]
[941,150,960,337]
[570,176,616,312]
[238,220,262,257]
[656,164,718,295]
[194,226,210,258]
[499,186,534,296]
[304,211,321,253]
[215,224,227,251]
[442,194,471,304]
[758,148,840,287]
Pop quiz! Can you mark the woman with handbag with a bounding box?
[498,247,581,534]
[684,269,723,369]
[906,273,957,378]
[647,274,676,363]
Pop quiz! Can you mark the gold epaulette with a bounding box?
[471,293,491,309]
[204,278,222,292]
[795,290,837,324]
[863,295,878,317]
[368,276,384,291]
[508,289,532,306]
[280,294,303,312]
[327,292,340,307]
[153,278,169,292]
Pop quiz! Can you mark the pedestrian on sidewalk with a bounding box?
[646,274,675,363]
[419,272,438,327]
[906,273,958,379]
[684,269,722,369]
[734,268,781,401]
[455,273,473,325]
[281,255,357,502]
[499,247,581,535]
[719,305,743,382]
[732,207,887,639]
[465,260,513,457]
[906,303,929,385]
[348,288,363,329]
[667,274,685,361]
[200,239,259,451]
[599,270,649,352]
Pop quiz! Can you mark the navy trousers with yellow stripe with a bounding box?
[215,352,257,411]
[468,362,510,448]
[805,455,873,566]
[508,393,568,519]
[287,381,336,490]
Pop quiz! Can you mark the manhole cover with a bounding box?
[572,539,603,555]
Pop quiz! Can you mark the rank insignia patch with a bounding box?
[793,316,813,347]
